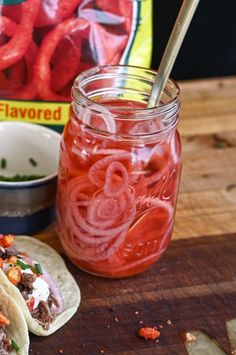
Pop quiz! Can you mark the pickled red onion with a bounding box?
[74,104,117,133]
[127,199,173,247]
[129,120,164,135]
[144,143,171,187]
[104,161,129,197]
[62,174,136,260]
[87,191,126,228]
[71,191,134,237]
[86,112,117,133]
[93,149,127,155]
[41,269,64,314]
[94,222,173,275]
[136,197,173,217]
[88,152,134,187]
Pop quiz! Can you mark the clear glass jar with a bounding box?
[56,65,182,278]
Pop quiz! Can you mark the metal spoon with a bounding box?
[148,0,200,108]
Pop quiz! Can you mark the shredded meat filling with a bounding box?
[48,291,59,309]
[0,250,15,261]
[29,290,59,330]
[18,273,36,299]
[20,273,36,290]
[18,272,59,330]
[31,301,53,330]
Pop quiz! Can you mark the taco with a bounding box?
[0,235,80,336]
[0,285,29,355]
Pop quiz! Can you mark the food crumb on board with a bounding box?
[59,350,64,354]
[138,327,161,340]
[135,311,139,315]
[139,320,144,324]
[167,319,172,325]
[114,316,119,322]
[159,325,163,329]
[185,332,197,342]
[100,350,104,354]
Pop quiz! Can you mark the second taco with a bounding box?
[0,285,29,354]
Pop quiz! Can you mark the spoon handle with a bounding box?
[148,0,200,108]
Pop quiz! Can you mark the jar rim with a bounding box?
[72,64,180,119]
[71,65,180,139]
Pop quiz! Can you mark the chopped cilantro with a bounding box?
[16,259,43,274]
[16,259,31,270]
[0,174,45,182]
[0,158,6,169]
[29,158,38,167]
[11,339,20,352]
[34,263,43,275]
[17,284,23,292]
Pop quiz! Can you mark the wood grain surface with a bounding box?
[30,234,236,354]
[32,77,236,354]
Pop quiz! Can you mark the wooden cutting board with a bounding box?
[30,233,236,355]
[30,77,236,354]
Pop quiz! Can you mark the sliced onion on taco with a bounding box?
[0,235,80,336]
[0,285,29,355]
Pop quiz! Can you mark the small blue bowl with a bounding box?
[0,122,61,234]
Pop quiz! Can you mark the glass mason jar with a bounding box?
[56,65,182,278]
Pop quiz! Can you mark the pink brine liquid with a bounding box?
[56,99,181,277]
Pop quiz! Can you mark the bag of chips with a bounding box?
[0,0,152,131]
